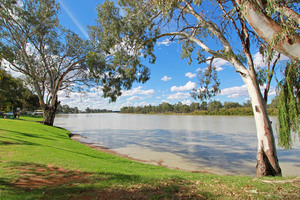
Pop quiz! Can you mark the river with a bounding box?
[54,113,300,176]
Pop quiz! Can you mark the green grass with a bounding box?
[0,118,299,199]
[19,114,44,122]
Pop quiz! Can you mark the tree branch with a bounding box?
[179,0,232,52]
[235,0,300,61]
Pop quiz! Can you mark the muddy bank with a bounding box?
[70,134,213,174]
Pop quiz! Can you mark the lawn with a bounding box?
[0,118,299,199]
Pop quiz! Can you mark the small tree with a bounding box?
[208,101,223,111]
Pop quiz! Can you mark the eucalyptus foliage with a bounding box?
[87,0,157,101]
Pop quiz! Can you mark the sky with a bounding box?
[54,0,287,111]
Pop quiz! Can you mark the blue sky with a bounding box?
[56,0,286,111]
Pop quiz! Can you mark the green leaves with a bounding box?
[0,69,39,112]
[191,62,221,101]
[277,61,300,149]
[88,0,160,101]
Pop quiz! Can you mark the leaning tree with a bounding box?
[92,0,292,176]
[0,0,149,125]
[235,0,300,149]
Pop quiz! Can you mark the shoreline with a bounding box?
[69,133,213,174]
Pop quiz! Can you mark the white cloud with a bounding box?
[220,84,276,99]
[185,72,196,79]
[167,92,190,100]
[182,99,192,105]
[206,57,231,71]
[253,51,289,68]
[171,81,197,92]
[161,75,172,81]
[221,85,249,98]
[127,96,143,101]
[122,86,155,96]
[157,38,172,46]
[1,60,23,78]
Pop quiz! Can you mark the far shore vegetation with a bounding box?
[46,99,278,116]
[119,100,278,116]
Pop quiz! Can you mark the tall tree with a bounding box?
[93,0,284,176]
[0,0,148,125]
[0,0,87,125]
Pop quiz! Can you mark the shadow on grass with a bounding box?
[0,128,58,141]
[1,161,215,200]
[0,135,41,146]
[0,132,117,162]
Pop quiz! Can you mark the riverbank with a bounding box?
[70,134,214,174]
[1,118,299,199]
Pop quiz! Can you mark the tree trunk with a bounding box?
[243,75,282,176]
[235,0,300,61]
[43,106,56,126]
[42,98,60,126]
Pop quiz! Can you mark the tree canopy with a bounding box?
[0,69,39,112]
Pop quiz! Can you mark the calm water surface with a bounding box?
[55,113,300,176]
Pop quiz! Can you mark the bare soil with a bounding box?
[12,163,91,190]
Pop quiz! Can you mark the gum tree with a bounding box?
[0,0,149,125]
[235,0,300,150]
[93,0,284,176]
[0,0,88,125]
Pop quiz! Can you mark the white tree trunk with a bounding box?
[243,75,282,176]
[235,0,300,61]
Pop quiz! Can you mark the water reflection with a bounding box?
[55,113,300,176]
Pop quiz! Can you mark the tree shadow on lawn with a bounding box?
[0,128,59,141]
[0,133,123,163]
[0,135,41,146]
[1,161,214,200]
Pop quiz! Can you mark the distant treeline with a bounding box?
[57,104,113,114]
[120,100,278,116]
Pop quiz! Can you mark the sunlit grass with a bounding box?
[19,114,43,122]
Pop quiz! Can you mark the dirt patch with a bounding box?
[12,163,91,190]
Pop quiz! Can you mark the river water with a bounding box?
[55,113,300,176]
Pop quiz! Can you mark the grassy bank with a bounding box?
[0,119,299,199]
